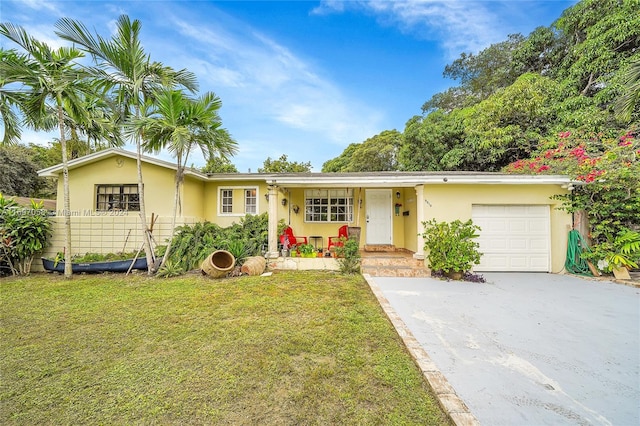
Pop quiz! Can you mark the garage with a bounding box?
[472,205,551,272]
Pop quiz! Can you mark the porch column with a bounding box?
[266,185,280,258]
[414,184,425,260]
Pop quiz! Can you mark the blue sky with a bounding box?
[2,0,576,172]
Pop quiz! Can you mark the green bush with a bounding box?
[166,213,268,272]
[421,219,482,274]
[335,237,361,274]
[0,194,52,275]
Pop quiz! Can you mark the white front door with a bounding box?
[365,189,392,245]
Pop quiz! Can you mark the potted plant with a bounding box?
[421,219,482,280]
[298,243,316,258]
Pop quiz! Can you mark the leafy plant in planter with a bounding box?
[421,219,482,279]
[298,243,316,258]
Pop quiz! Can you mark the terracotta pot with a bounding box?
[201,250,236,278]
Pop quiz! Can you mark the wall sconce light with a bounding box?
[396,191,401,199]
[281,198,287,206]
[292,204,300,214]
[264,193,269,201]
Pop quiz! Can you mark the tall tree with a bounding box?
[399,110,466,171]
[0,145,43,196]
[1,48,31,145]
[0,23,92,278]
[56,15,198,273]
[321,130,402,172]
[258,154,311,173]
[132,89,237,269]
[202,154,239,174]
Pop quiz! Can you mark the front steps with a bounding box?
[361,246,431,277]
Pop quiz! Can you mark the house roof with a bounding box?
[37,148,209,180]
[38,148,576,187]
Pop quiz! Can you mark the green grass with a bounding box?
[0,271,451,425]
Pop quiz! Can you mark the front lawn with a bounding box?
[0,271,451,425]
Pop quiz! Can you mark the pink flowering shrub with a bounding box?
[505,127,639,245]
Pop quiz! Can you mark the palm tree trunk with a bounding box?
[135,137,155,274]
[57,101,73,279]
[159,171,181,270]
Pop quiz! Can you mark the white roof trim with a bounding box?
[263,173,575,187]
[37,148,208,180]
[37,148,576,186]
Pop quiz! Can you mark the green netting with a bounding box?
[565,229,592,276]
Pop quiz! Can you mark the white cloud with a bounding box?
[15,0,62,16]
[168,15,382,148]
[313,0,505,56]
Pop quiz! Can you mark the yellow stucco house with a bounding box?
[38,148,576,273]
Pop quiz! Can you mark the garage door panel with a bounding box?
[530,238,549,250]
[473,205,550,272]
[508,220,528,233]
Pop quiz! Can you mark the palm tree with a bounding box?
[0,23,93,278]
[615,57,640,122]
[132,89,238,268]
[0,48,47,145]
[55,15,198,273]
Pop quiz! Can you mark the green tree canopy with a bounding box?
[258,154,311,173]
[322,130,402,172]
[202,155,239,174]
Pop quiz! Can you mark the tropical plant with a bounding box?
[583,228,640,272]
[55,15,198,274]
[222,239,254,265]
[164,214,268,273]
[131,89,238,270]
[335,237,361,274]
[421,219,482,277]
[155,260,185,278]
[1,23,94,278]
[615,57,640,122]
[0,194,52,275]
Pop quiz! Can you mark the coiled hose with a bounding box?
[565,229,592,275]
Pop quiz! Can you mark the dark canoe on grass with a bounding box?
[41,257,148,273]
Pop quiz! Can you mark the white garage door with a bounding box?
[472,205,550,272]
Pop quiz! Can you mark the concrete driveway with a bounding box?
[371,273,640,425]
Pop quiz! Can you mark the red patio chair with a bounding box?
[279,226,307,248]
[327,225,348,251]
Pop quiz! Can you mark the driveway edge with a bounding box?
[363,274,480,426]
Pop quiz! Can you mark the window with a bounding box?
[96,184,140,211]
[219,187,258,215]
[305,189,353,222]
[221,189,233,213]
[245,189,256,214]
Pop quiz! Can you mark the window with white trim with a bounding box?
[219,186,259,215]
[96,184,140,211]
[305,189,353,222]
[245,189,256,214]
[221,189,233,213]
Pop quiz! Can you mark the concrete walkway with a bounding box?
[370,273,640,425]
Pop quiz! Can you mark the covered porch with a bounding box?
[262,173,431,263]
